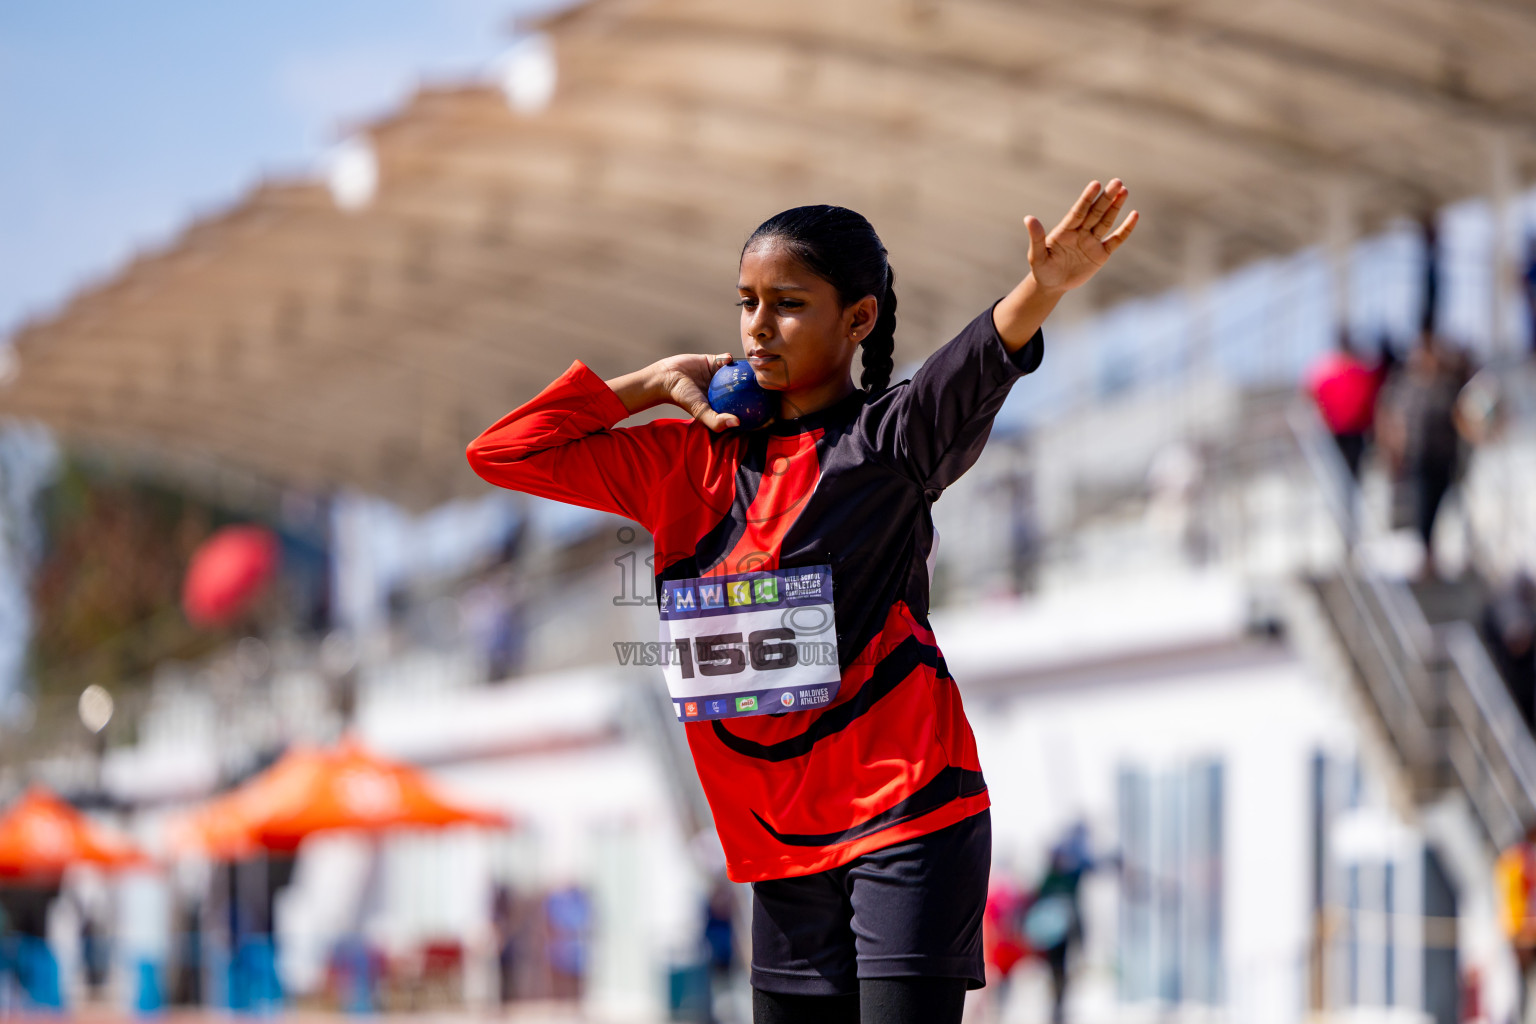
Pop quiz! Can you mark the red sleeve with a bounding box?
[465,360,687,530]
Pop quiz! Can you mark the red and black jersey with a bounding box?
[467,306,1044,882]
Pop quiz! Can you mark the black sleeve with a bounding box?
[864,302,1044,494]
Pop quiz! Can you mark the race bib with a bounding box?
[660,564,840,721]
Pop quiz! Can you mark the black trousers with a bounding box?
[752,977,969,1024]
[1412,462,1453,550]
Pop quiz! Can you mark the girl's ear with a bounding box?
[848,295,879,342]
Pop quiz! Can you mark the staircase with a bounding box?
[1286,403,1536,852]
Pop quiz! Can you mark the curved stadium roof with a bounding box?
[4,0,1536,506]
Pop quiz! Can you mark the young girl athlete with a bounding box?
[467,180,1137,1023]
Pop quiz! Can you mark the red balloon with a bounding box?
[182,525,280,627]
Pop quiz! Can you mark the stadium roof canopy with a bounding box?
[5,0,1536,507]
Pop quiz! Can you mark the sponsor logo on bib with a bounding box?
[661,564,839,721]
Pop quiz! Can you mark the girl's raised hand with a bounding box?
[1024,179,1139,293]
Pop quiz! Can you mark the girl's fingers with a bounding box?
[1102,210,1140,255]
[1082,179,1123,232]
[674,380,708,413]
[1023,215,1048,264]
[691,402,734,431]
[1091,189,1128,238]
[684,353,734,388]
[677,382,738,432]
[1061,181,1101,230]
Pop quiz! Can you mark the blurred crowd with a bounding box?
[1305,222,1536,723]
[981,824,1104,1024]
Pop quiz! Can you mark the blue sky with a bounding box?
[0,0,559,337]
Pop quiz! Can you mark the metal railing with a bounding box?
[1286,398,1536,850]
[1443,622,1536,849]
[1309,570,1445,796]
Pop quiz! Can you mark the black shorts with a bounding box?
[749,810,991,996]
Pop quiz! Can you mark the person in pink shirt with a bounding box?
[1305,333,1391,480]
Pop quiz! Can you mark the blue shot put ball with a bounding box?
[707,362,774,429]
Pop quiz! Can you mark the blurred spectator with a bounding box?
[1305,334,1392,480]
[0,884,63,1011]
[1025,824,1096,1024]
[0,896,10,1007]
[79,909,109,996]
[982,871,1030,1021]
[328,935,383,1014]
[1524,236,1536,357]
[462,578,525,682]
[1497,831,1536,1022]
[491,884,517,1006]
[1483,573,1536,728]
[1420,214,1440,337]
[171,898,202,1006]
[545,885,591,1001]
[701,876,736,1023]
[1377,331,1473,578]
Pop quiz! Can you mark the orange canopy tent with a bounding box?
[0,787,150,881]
[168,745,330,860]
[171,740,508,858]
